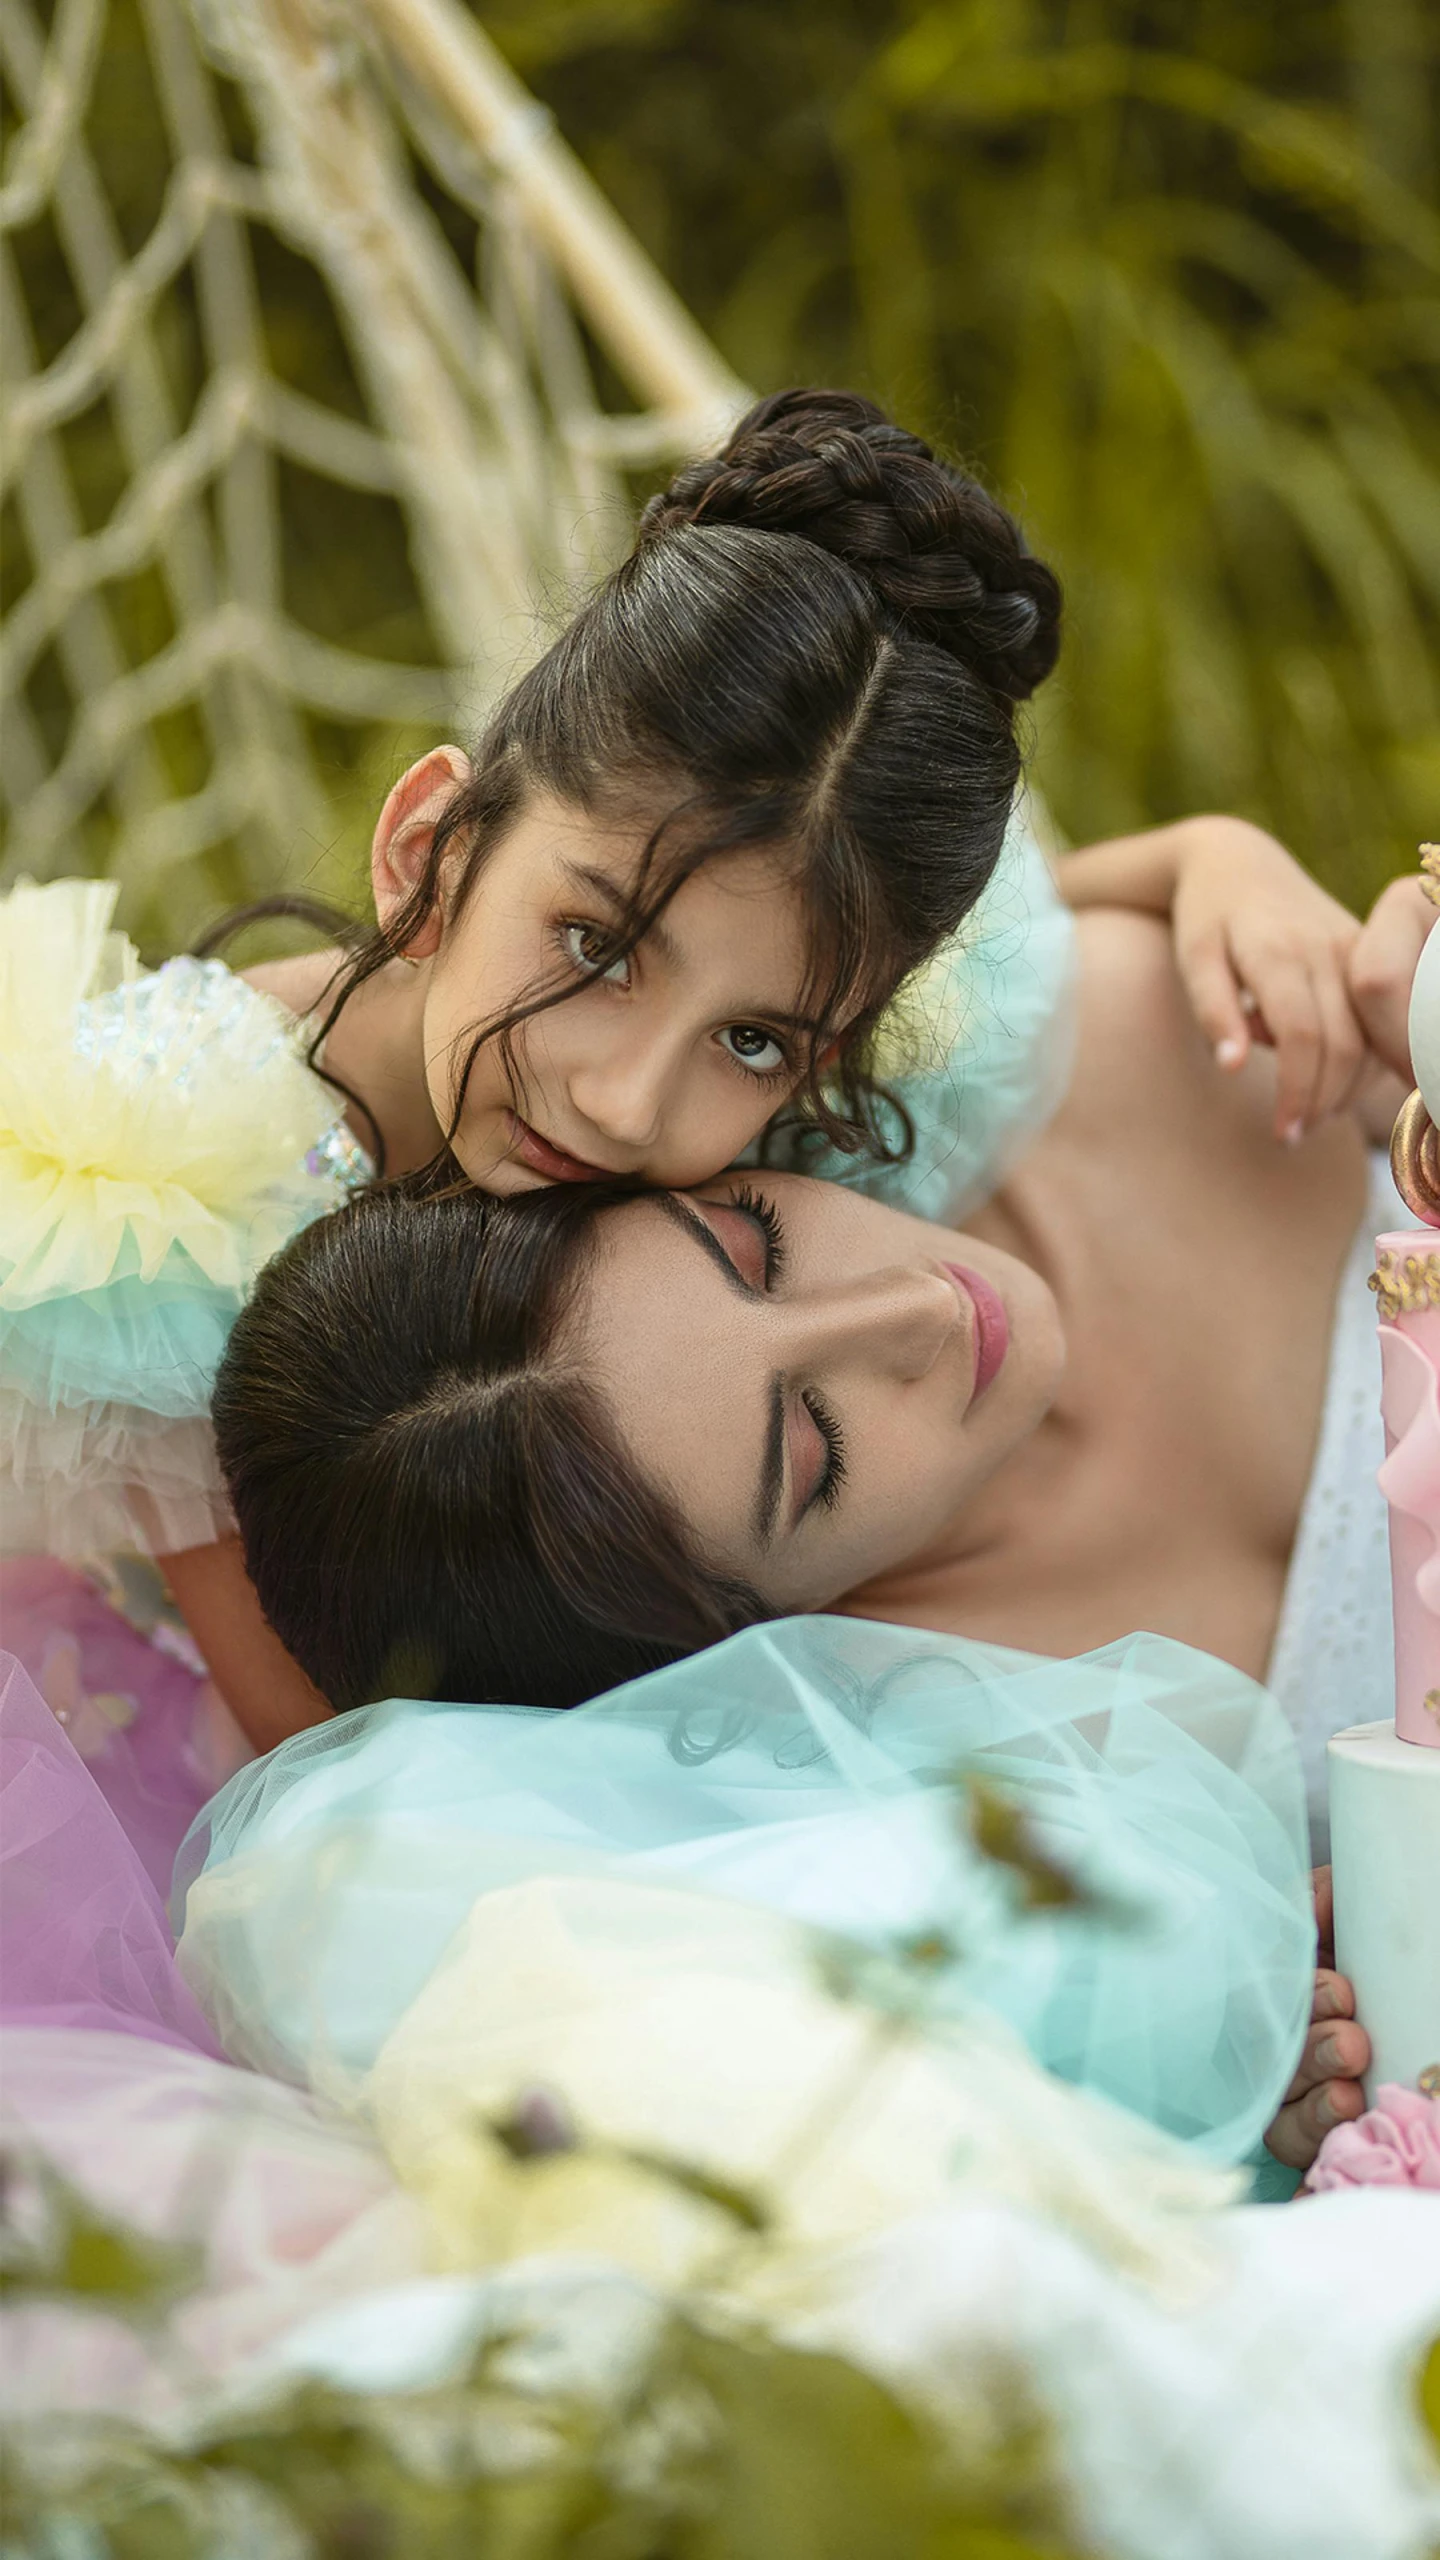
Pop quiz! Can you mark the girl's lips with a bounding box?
[941,1262,1009,1401]
[508,1114,615,1184]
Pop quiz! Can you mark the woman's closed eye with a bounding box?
[798,1389,847,1515]
[695,1191,847,1527]
[680,1184,788,1294]
[727,1183,787,1286]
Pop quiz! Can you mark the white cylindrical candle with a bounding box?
[1329,1720,1440,2093]
[1373,1230,1440,1747]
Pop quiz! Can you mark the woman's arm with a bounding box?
[159,1537,332,1756]
[1346,871,1435,1088]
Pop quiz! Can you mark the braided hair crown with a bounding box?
[639,388,1061,705]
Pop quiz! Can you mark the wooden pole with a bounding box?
[359,0,752,444]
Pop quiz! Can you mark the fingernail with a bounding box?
[1317,2090,1341,2129]
[1315,2038,1343,2076]
[1215,1038,1245,1069]
[1282,1119,1305,1146]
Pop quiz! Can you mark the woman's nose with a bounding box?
[783,1267,962,1384]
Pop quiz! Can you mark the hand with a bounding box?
[1263,1867,1370,2174]
[1169,818,1366,1142]
[1347,872,1438,1086]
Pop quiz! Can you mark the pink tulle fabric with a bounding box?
[0,1646,424,2422]
[1,2026,423,2424]
[0,1557,251,1900]
[1305,2085,1440,2192]
[0,1642,222,2053]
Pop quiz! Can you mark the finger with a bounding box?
[1265,2075,1368,2173]
[1248,951,1325,1137]
[1306,954,1368,1122]
[1179,927,1250,1070]
[1283,2015,1370,2103]
[1312,1864,1334,1957]
[1310,1968,1354,2025]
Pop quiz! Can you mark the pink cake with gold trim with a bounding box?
[1328,890,1440,2098]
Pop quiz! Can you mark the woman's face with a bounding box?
[573,1173,1064,1612]
[375,754,827,1193]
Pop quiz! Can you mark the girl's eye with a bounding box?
[718,1024,787,1077]
[561,921,629,986]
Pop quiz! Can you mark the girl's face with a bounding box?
[376,752,826,1193]
[572,1172,1064,1613]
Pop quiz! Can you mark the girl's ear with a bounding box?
[371,746,473,958]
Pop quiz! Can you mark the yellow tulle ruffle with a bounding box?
[0,878,343,1312]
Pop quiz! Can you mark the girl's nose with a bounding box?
[565,1038,672,1154]
[781,1267,962,1385]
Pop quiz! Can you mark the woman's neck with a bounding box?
[838,907,1370,1676]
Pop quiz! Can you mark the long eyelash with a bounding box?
[803,1389,848,1511]
[729,1182,787,1286]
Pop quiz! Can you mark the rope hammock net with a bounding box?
[0,0,750,940]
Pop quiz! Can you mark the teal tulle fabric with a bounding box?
[174,1618,1313,2167]
[760,812,1077,1221]
[0,1238,244,1420]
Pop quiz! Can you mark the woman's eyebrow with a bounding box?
[650,1195,788,1544]
[752,1380,787,1547]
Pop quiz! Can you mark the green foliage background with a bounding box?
[477,0,1439,913]
[4,0,1437,936]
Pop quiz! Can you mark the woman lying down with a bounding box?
[4,906,1439,2554]
[201,900,1414,2175]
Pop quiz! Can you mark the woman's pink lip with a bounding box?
[508,1113,616,1183]
[941,1262,1009,1401]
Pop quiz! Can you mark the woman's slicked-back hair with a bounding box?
[303,388,1062,1173]
[212,1179,764,1713]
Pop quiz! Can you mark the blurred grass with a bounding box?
[477,0,1440,913]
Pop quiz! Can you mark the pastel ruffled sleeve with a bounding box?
[757,806,1078,1223]
[0,877,369,1559]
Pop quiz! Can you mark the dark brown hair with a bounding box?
[213,1178,762,1712]
[292,388,1061,1174]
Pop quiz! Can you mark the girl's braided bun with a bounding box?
[640,387,1061,704]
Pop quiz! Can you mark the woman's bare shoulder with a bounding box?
[1055,903,1367,1210]
[241,948,348,1022]
[1063,907,1205,1126]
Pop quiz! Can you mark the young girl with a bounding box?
[0,388,1398,1781]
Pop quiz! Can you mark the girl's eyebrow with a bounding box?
[649,1195,788,1544]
